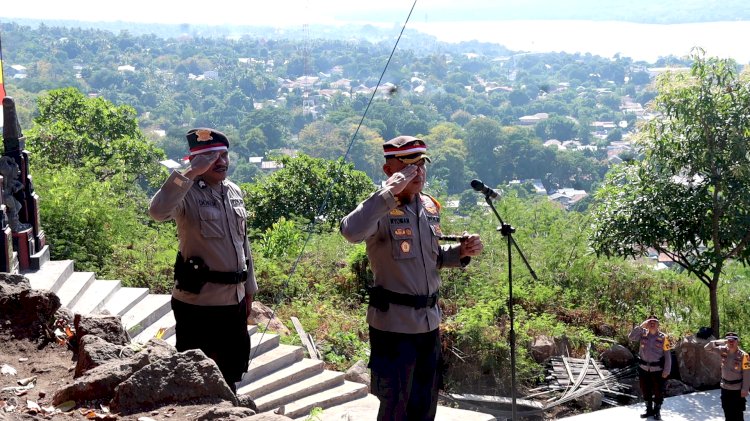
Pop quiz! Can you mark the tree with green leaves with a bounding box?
[242,154,374,233]
[27,87,167,189]
[590,51,750,334]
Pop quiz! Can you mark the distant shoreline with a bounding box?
[2,17,748,64]
[410,20,750,63]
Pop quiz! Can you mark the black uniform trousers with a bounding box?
[721,388,747,421]
[369,326,441,421]
[171,297,250,392]
[638,367,666,404]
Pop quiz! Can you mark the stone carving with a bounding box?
[0,156,30,232]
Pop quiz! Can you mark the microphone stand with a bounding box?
[481,192,538,421]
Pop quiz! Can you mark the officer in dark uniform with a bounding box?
[340,136,483,421]
[705,332,750,421]
[149,128,257,394]
[629,315,671,420]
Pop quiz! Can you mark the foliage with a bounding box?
[32,164,175,290]
[589,50,750,333]
[242,154,374,234]
[256,217,304,260]
[26,87,167,190]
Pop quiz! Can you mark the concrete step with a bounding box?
[250,332,281,360]
[23,259,74,292]
[285,380,369,419]
[305,393,498,421]
[133,310,176,344]
[255,369,344,413]
[121,294,172,338]
[101,287,149,316]
[70,279,121,315]
[55,271,95,309]
[239,357,324,399]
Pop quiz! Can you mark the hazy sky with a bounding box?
[2,1,749,62]
[0,0,448,26]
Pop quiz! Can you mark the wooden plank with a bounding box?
[290,316,319,360]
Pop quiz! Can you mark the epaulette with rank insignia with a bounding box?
[424,194,441,212]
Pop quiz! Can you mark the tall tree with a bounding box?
[590,51,750,334]
[242,154,374,233]
[27,87,167,189]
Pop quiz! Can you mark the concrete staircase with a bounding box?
[22,258,496,420]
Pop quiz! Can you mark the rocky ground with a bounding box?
[0,334,243,420]
[0,273,289,421]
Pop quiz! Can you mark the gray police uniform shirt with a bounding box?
[629,326,672,375]
[705,342,750,392]
[149,170,258,306]
[340,187,463,334]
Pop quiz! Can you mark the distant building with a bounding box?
[160,159,183,170]
[117,65,135,72]
[518,113,549,126]
[548,188,588,209]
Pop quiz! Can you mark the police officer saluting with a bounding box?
[149,128,256,394]
[340,136,483,421]
[629,315,671,420]
[705,332,750,421]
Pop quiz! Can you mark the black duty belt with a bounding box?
[641,360,665,368]
[722,378,743,385]
[368,286,438,312]
[209,270,248,284]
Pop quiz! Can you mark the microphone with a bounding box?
[471,179,500,200]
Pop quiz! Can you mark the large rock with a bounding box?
[75,334,136,377]
[53,338,177,405]
[250,301,290,335]
[600,344,635,369]
[74,313,130,346]
[345,359,370,390]
[111,349,237,414]
[530,335,570,363]
[665,378,695,397]
[575,391,603,411]
[675,335,721,388]
[0,273,60,340]
[52,351,152,405]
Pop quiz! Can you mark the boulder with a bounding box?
[665,378,695,397]
[575,391,603,410]
[675,335,721,388]
[75,334,136,377]
[111,349,237,414]
[345,359,370,390]
[0,273,60,340]
[74,313,130,346]
[600,344,635,369]
[250,301,290,335]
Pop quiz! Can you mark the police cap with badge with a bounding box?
[186,128,230,157]
[383,136,431,164]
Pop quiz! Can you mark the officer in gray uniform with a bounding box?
[705,332,750,421]
[149,128,257,394]
[629,315,671,420]
[340,136,483,421]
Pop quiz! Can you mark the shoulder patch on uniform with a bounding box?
[425,194,442,212]
[743,353,750,370]
[662,337,670,351]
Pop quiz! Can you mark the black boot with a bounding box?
[640,401,653,418]
[652,403,662,420]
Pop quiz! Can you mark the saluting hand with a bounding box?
[183,152,220,179]
[385,165,418,195]
[459,231,483,258]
